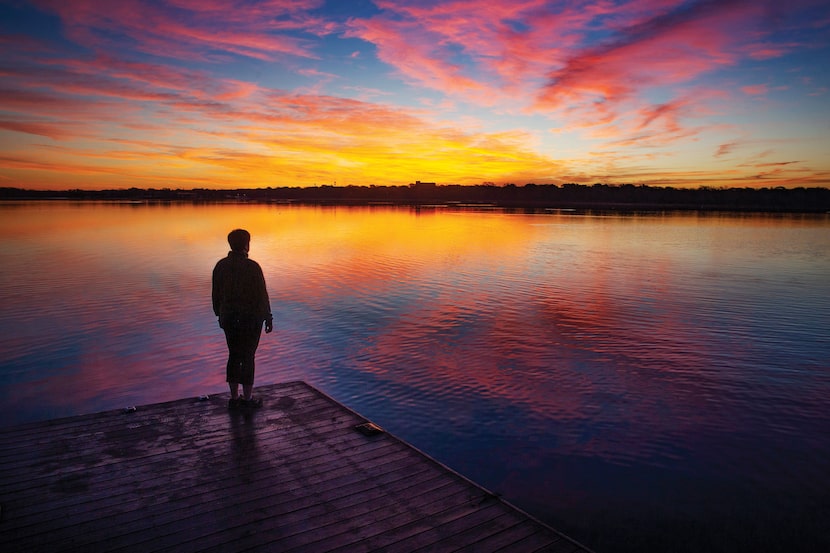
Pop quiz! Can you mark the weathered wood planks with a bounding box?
[0,381,593,552]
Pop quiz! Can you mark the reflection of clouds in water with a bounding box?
[258,208,830,479]
[1,203,829,552]
[0,205,229,419]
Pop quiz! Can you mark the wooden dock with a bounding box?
[0,381,593,552]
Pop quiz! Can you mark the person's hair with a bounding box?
[227,228,251,252]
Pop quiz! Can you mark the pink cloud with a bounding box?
[47,60,209,103]
[0,51,264,134]
[538,2,766,107]
[741,84,768,95]
[347,0,756,108]
[636,99,687,133]
[346,0,599,102]
[0,86,140,121]
[345,0,824,153]
[344,16,490,101]
[746,44,791,60]
[30,0,325,62]
[0,120,81,140]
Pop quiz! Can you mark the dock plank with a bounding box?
[0,381,594,553]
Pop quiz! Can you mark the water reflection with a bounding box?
[1,202,829,552]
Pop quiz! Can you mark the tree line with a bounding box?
[2,182,829,212]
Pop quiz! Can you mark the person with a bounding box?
[212,229,273,409]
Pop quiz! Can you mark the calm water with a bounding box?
[1,202,828,552]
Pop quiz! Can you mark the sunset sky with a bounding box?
[1,0,829,190]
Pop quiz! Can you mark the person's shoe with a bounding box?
[228,398,240,409]
[239,397,263,408]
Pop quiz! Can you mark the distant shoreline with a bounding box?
[2,183,829,214]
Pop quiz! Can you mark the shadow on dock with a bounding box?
[0,381,594,552]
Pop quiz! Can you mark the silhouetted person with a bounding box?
[212,229,273,409]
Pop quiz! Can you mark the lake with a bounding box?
[1,201,828,552]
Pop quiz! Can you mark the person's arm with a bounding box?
[211,263,221,317]
[256,263,273,333]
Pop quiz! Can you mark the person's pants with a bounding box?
[223,318,262,385]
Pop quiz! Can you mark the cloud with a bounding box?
[0,120,81,140]
[345,0,776,114]
[1,42,560,188]
[344,0,585,104]
[715,141,739,157]
[741,84,768,95]
[2,0,828,189]
[30,0,326,62]
[0,83,147,135]
[342,0,826,155]
[344,15,491,102]
[538,2,766,108]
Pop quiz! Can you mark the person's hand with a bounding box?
[265,318,273,333]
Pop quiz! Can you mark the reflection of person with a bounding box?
[212,229,273,409]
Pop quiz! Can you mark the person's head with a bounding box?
[227,228,251,253]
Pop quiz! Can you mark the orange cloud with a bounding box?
[1,54,560,188]
[715,141,740,158]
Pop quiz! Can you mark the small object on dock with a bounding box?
[198,395,210,401]
[122,406,136,413]
[354,421,384,436]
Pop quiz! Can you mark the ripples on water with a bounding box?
[1,203,828,552]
